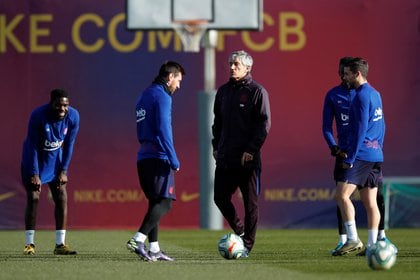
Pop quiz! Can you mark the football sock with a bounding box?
[368,229,378,247]
[339,234,347,244]
[25,230,35,245]
[344,221,358,241]
[378,230,386,239]
[149,241,160,253]
[56,230,66,245]
[134,232,147,243]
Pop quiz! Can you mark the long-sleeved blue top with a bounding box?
[21,104,80,183]
[345,83,385,164]
[135,80,180,170]
[322,83,356,152]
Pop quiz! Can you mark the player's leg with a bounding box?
[375,181,398,254]
[331,158,347,254]
[214,166,244,235]
[24,187,40,230]
[23,180,40,255]
[360,185,380,248]
[336,181,357,237]
[336,206,346,236]
[127,159,154,260]
[127,158,173,261]
[49,181,68,230]
[141,199,172,236]
[238,167,260,255]
[368,163,391,246]
[139,199,172,242]
[355,183,385,257]
[376,171,390,241]
[144,199,174,261]
[331,206,347,254]
[334,180,363,255]
[49,182,77,255]
[377,186,386,236]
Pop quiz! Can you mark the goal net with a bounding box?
[383,177,420,228]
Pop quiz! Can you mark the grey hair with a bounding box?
[229,50,253,71]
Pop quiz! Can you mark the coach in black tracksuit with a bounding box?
[212,50,271,257]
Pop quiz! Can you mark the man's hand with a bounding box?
[30,175,42,191]
[330,145,347,159]
[341,162,353,169]
[241,152,253,166]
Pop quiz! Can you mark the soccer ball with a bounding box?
[218,233,245,259]
[366,240,397,270]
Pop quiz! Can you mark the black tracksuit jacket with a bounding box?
[212,73,271,169]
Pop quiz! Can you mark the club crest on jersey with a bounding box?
[365,140,381,149]
[136,108,146,123]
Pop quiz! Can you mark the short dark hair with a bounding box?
[346,57,369,78]
[338,56,353,75]
[50,88,69,102]
[158,61,186,78]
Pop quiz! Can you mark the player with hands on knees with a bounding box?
[21,88,80,255]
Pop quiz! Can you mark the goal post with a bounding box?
[382,177,420,229]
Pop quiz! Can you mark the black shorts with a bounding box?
[338,159,383,189]
[137,158,176,201]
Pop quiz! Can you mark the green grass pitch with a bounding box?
[1,229,419,279]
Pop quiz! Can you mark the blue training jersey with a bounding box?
[135,83,180,170]
[322,84,356,152]
[345,83,385,164]
[21,104,80,183]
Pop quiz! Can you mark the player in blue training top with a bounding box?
[126,61,185,262]
[21,89,80,255]
[323,57,393,257]
[322,57,356,255]
[334,57,388,256]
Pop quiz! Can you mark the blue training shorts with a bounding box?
[137,158,176,201]
[338,159,382,189]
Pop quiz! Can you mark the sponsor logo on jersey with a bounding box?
[43,139,63,151]
[340,113,349,124]
[136,108,146,123]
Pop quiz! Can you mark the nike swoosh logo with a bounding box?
[180,191,199,202]
[0,192,15,202]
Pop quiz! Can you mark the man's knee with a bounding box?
[214,195,226,208]
[335,192,346,204]
[27,191,41,202]
[164,198,172,212]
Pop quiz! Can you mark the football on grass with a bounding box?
[218,233,245,259]
[366,240,397,270]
